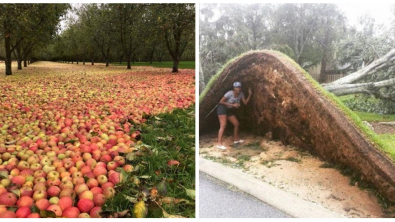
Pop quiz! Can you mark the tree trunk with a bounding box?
[77,60,79,64]
[149,49,154,64]
[172,59,179,73]
[327,48,395,86]
[127,54,131,69]
[199,59,205,94]
[83,57,85,65]
[4,33,12,75]
[321,48,395,97]
[16,45,22,70]
[319,55,327,83]
[91,57,94,65]
[106,48,110,67]
[23,58,27,67]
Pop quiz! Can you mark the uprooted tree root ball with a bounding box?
[199,50,395,203]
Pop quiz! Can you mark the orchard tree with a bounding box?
[0,4,69,75]
[159,4,195,72]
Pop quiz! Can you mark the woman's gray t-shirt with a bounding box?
[224,90,244,108]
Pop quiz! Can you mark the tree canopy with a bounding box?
[0,3,195,74]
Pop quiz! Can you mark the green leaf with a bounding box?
[162,209,185,218]
[0,171,8,179]
[185,189,195,200]
[138,175,151,179]
[64,139,77,144]
[39,210,57,218]
[125,152,137,162]
[116,167,129,182]
[31,205,40,213]
[90,132,99,136]
[123,194,138,203]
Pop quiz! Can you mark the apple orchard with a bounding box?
[0,62,195,218]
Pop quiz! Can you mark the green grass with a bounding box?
[111,61,195,70]
[378,134,395,148]
[352,111,395,122]
[102,105,195,218]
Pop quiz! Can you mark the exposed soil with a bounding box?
[199,131,395,218]
[370,122,395,134]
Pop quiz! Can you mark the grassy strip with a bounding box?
[102,105,195,218]
[111,61,195,70]
[353,111,395,122]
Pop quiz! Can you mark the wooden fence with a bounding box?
[309,74,345,83]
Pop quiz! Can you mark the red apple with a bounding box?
[93,193,105,206]
[20,187,34,197]
[47,186,61,197]
[113,156,125,166]
[89,206,102,218]
[16,196,33,208]
[106,161,118,171]
[103,186,115,199]
[27,213,40,218]
[74,183,89,195]
[86,178,98,189]
[79,190,93,200]
[90,187,102,195]
[11,175,25,186]
[47,204,62,217]
[0,192,17,206]
[35,198,51,211]
[93,166,107,178]
[59,188,76,200]
[16,206,31,218]
[58,196,73,211]
[108,171,121,185]
[62,207,80,218]
[77,199,94,213]
[0,210,16,218]
[59,180,74,190]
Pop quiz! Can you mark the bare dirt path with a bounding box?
[199,131,395,218]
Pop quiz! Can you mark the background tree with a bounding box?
[159,4,195,72]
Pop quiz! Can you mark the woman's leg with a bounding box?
[227,115,240,141]
[217,115,227,145]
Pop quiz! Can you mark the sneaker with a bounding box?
[216,145,227,150]
[234,140,244,144]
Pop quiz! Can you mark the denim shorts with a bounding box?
[217,104,235,116]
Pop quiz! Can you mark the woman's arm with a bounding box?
[219,96,239,108]
[242,88,252,105]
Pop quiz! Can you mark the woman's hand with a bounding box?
[233,103,240,108]
[248,87,252,95]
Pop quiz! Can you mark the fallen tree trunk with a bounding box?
[326,48,395,86]
[199,50,395,203]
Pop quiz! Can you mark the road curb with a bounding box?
[199,157,344,218]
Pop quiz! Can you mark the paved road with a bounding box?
[199,172,290,218]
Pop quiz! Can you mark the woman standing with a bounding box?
[216,81,252,150]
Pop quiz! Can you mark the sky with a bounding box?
[337,3,394,28]
[200,3,395,30]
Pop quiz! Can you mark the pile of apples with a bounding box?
[0,67,195,218]
[0,125,136,218]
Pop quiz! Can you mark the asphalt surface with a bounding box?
[199,172,290,218]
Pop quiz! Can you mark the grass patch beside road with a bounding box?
[111,61,195,70]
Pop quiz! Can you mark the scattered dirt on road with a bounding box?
[370,122,395,134]
[200,132,395,218]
